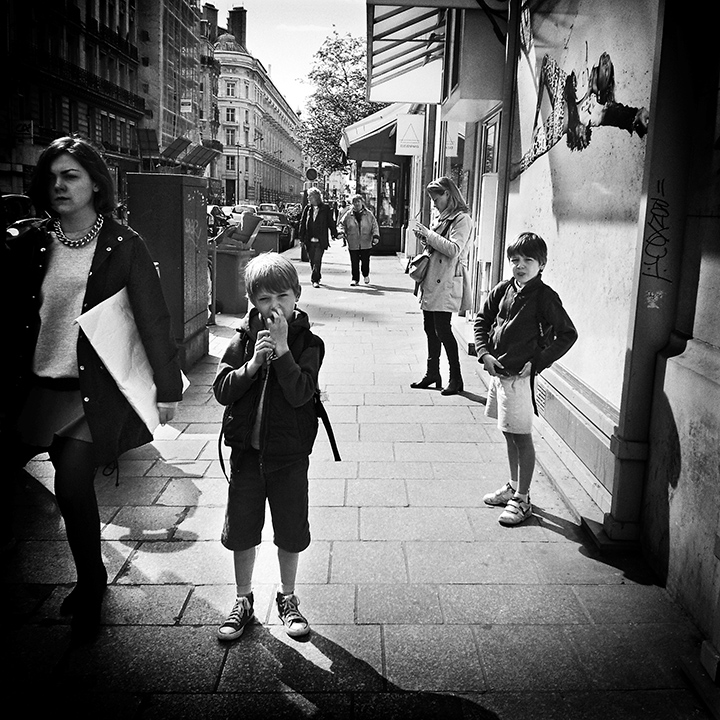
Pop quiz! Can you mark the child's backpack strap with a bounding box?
[314,389,341,461]
[298,330,341,462]
[530,283,548,416]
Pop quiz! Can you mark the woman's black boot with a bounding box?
[441,374,464,396]
[411,360,442,390]
[69,580,108,643]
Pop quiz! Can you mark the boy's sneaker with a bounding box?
[483,482,516,507]
[276,592,310,637]
[217,593,254,641]
[498,496,533,526]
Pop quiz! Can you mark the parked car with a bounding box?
[257,210,294,252]
[228,204,259,225]
[258,202,279,212]
[207,204,228,237]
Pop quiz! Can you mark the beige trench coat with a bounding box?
[419,210,474,313]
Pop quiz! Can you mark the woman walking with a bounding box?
[410,176,473,396]
[337,194,380,285]
[298,187,337,288]
[3,136,183,641]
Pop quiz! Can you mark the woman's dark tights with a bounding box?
[48,437,105,585]
[423,310,461,376]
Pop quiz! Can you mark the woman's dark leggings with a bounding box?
[422,310,461,376]
[48,437,105,585]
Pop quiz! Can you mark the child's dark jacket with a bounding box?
[214,308,323,470]
[473,275,577,375]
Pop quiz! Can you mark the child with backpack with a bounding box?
[213,252,325,641]
[474,232,577,526]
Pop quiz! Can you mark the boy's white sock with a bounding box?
[513,492,529,503]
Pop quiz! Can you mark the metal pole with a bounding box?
[235,142,240,202]
[491,0,521,287]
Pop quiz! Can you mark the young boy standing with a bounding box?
[213,253,324,640]
[474,233,577,526]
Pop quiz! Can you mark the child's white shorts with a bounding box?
[485,375,533,434]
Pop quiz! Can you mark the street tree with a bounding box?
[301,32,386,175]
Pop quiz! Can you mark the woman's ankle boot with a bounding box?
[410,360,442,390]
[441,375,464,396]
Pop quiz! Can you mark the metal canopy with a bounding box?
[161,136,192,159]
[135,128,160,157]
[368,4,445,104]
[182,145,220,168]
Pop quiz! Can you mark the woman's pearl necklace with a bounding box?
[52,215,104,248]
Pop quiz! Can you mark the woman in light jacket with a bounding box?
[410,176,473,395]
[337,194,380,285]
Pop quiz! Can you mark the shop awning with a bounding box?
[367,3,446,104]
[340,102,416,157]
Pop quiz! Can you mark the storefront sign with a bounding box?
[395,115,423,156]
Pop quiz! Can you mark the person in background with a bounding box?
[2,136,183,641]
[337,194,380,286]
[410,176,474,396]
[298,187,337,288]
[474,232,577,525]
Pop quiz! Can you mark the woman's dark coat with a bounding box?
[3,217,183,464]
[298,202,337,250]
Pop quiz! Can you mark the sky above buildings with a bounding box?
[209,0,368,115]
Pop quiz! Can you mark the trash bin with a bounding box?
[254,226,280,253]
[214,244,256,315]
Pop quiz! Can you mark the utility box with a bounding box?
[126,174,209,370]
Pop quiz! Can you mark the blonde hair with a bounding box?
[244,252,301,300]
[426,176,468,214]
[307,187,323,202]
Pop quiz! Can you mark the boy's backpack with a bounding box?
[217,328,340,481]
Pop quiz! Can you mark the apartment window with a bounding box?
[244,157,249,172]
[226,81,236,97]
[225,128,236,145]
[225,107,236,123]
[244,82,249,98]
[226,155,236,171]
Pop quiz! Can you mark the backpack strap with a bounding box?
[299,330,341,462]
[530,283,548,416]
[315,390,341,461]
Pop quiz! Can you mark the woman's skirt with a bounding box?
[16,384,93,448]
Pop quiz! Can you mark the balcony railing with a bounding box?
[32,49,145,113]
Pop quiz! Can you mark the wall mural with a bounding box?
[511,48,650,180]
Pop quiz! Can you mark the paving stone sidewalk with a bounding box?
[5,240,713,719]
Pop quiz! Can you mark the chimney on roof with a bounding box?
[228,6,247,50]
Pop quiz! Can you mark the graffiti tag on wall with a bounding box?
[642,179,672,286]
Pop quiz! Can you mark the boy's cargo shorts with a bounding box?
[485,374,534,435]
[222,448,310,553]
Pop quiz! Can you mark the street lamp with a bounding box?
[235,142,241,203]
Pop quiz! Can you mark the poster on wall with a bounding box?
[510,6,651,181]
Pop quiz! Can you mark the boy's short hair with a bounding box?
[506,232,548,268]
[244,252,301,301]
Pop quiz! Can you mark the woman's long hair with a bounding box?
[426,176,469,214]
[28,135,116,217]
